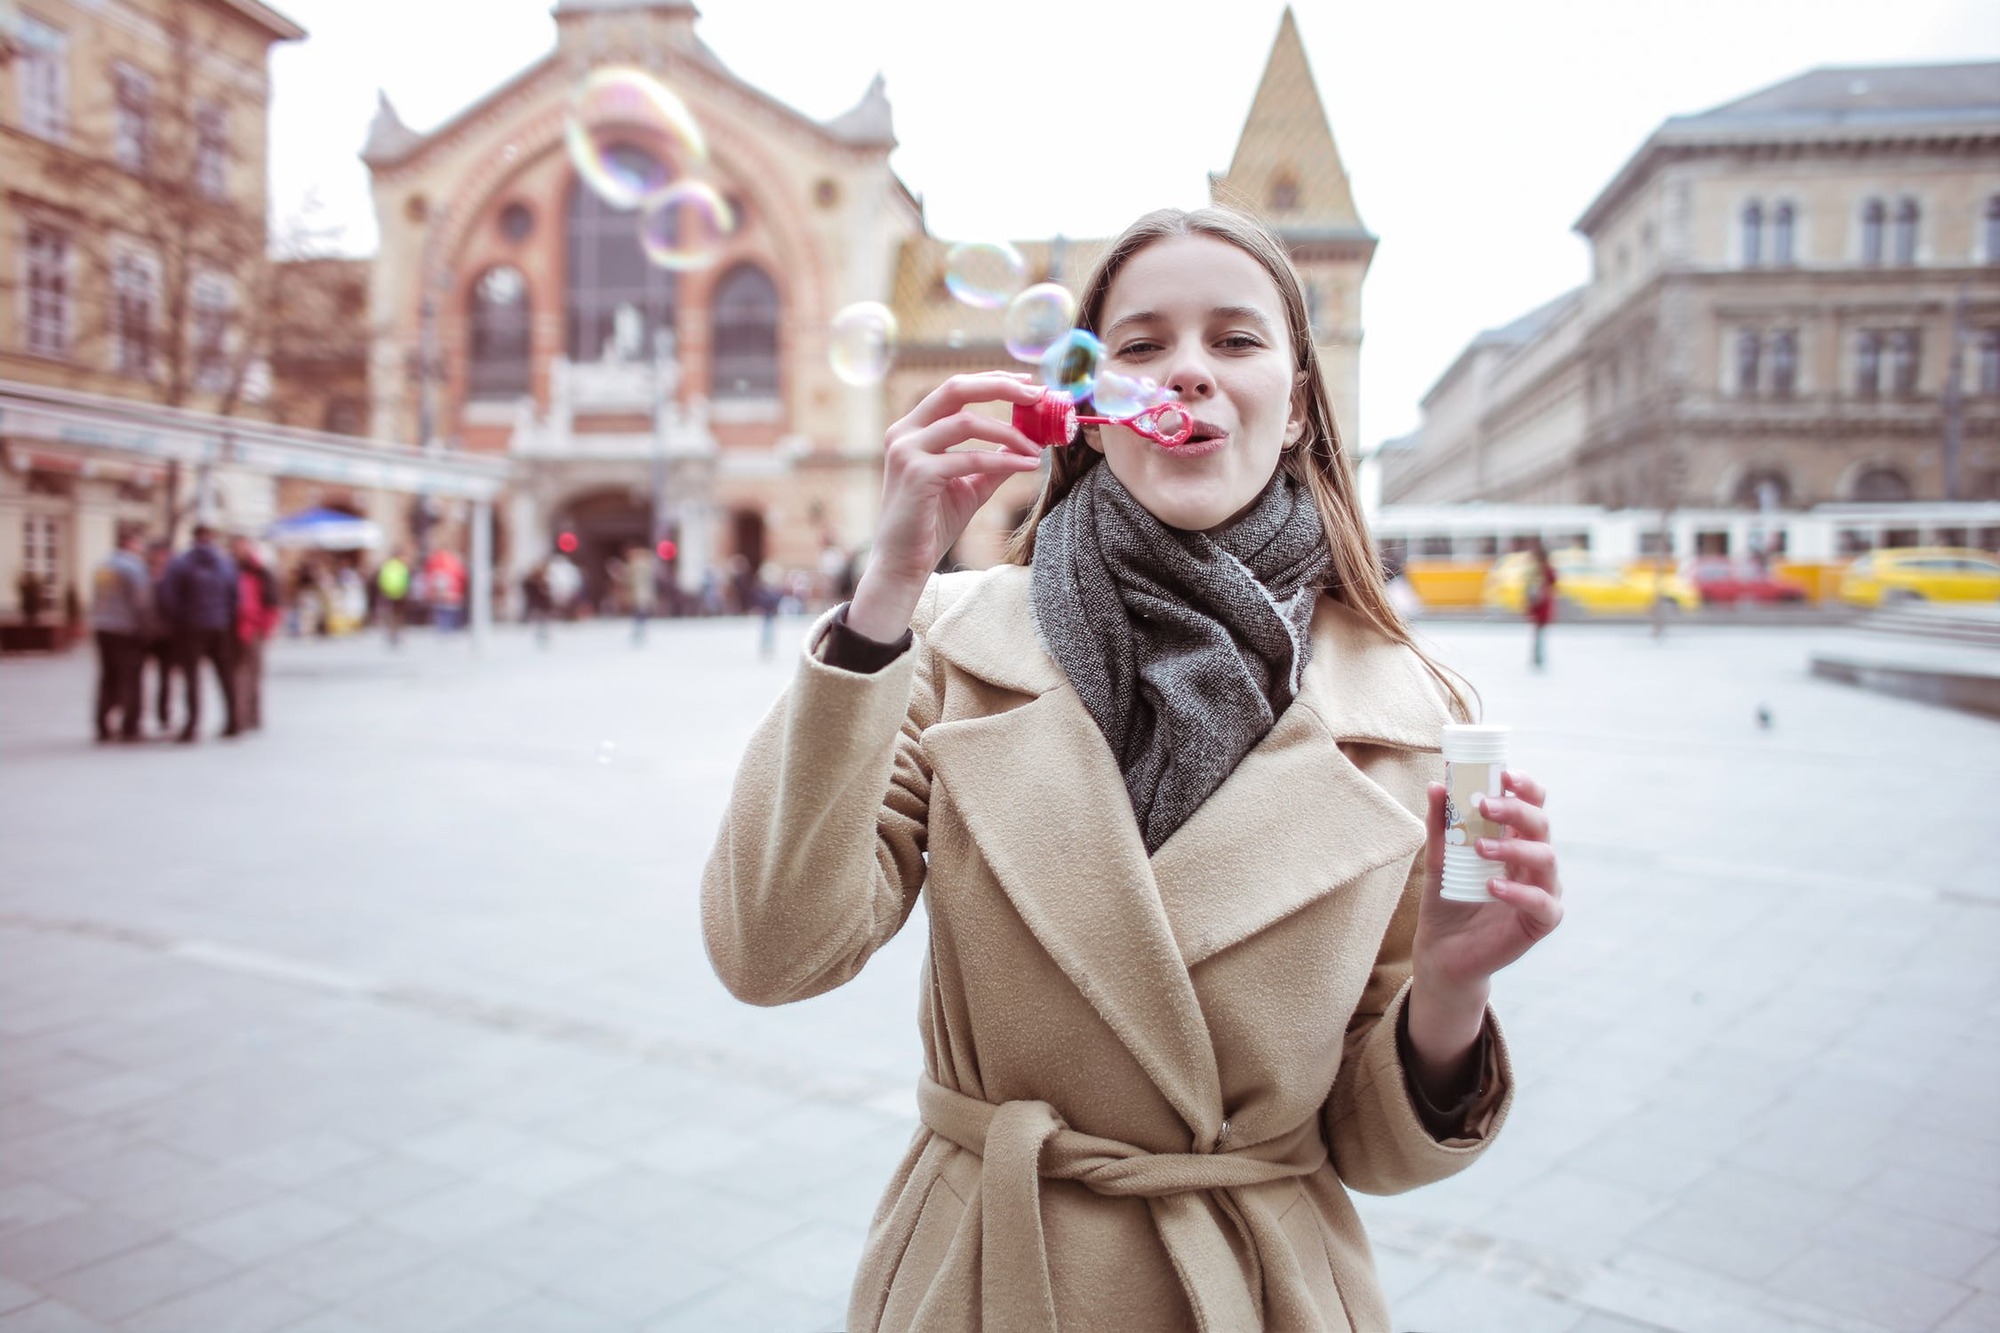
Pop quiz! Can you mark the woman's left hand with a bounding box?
[1413,769,1563,995]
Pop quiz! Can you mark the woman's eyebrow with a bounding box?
[1103,306,1277,339]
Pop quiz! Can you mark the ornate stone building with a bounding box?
[364,1,1373,591]
[1383,62,2000,516]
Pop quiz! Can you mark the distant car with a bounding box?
[1485,549,1702,615]
[1838,547,2000,607]
[1681,557,1809,605]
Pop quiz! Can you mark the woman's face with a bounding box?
[1087,234,1305,533]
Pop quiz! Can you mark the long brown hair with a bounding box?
[1001,206,1472,720]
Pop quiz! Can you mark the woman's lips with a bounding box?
[1159,431,1228,457]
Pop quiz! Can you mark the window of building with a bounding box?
[565,145,675,361]
[18,15,68,141]
[1860,198,1885,266]
[1979,329,2000,396]
[1887,329,1918,397]
[1770,329,1798,398]
[1853,330,1881,397]
[23,225,71,356]
[468,265,532,399]
[194,101,228,199]
[1892,197,1920,265]
[113,64,153,173]
[113,253,157,378]
[1269,176,1299,212]
[20,513,63,591]
[1734,328,1761,396]
[1772,202,1796,265]
[1985,196,2000,265]
[1740,201,1763,267]
[499,202,534,243]
[1851,466,1912,503]
[711,263,779,401]
[192,274,232,394]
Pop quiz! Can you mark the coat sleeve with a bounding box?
[1322,760,1515,1196]
[701,583,944,1007]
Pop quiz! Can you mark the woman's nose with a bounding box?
[1165,358,1214,400]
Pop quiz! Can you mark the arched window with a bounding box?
[711,263,779,401]
[1732,468,1791,509]
[1772,202,1795,265]
[1268,176,1299,212]
[566,144,675,361]
[1892,197,1920,265]
[1887,329,1919,396]
[1852,466,1912,503]
[1985,196,2000,264]
[1740,201,1763,267]
[467,265,531,399]
[1859,198,1885,266]
[1979,328,2000,396]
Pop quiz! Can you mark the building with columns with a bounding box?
[1383,62,2000,525]
[363,1,1374,594]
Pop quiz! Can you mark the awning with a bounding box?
[266,507,384,550]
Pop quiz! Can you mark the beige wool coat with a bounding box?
[703,564,1513,1332]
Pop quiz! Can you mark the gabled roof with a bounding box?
[1420,288,1584,411]
[1209,7,1365,232]
[210,0,307,42]
[1576,61,2000,235]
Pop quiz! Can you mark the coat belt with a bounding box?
[916,1076,1328,1333]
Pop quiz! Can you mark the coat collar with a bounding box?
[919,565,1444,1139]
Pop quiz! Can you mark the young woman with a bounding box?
[703,207,1564,1333]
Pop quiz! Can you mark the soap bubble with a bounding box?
[638,182,736,271]
[1090,370,1167,419]
[565,67,707,210]
[944,241,1027,310]
[1037,330,1104,400]
[1003,283,1077,363]
[829,302,898,386]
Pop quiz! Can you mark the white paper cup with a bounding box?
[1440,724,1509,904]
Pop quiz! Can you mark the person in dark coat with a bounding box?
[142,540,178,732]
[157,524,240,741]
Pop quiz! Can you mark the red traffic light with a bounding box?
[556,531,578,553]
[656,539,678,561]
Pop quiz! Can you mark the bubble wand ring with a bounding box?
[1011,393,1193,448]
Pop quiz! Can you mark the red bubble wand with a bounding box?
[1012,391,1193,449]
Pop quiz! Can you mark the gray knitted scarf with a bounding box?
[1030,461,1334,853]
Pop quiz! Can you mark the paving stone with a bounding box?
[119,1269,320,1333]
[1481,1170,1671,1265]
[1810,1199,1997,1284]
[334,1256,532,1333]
[0,1301,116,1333]
[375,1181,539,1247]
[0,1208,162,1285]
[256,1224,435,1304]
[726,1220,867,1305]
[232,1136,378,1189]
[299,1155,458,1217]
[1934,1290,2000,1333]
[112,1162,277,1229]
[1765,1243,1970,1333]
[0,1183,88,1236]
[1392,1269,1586,1333]
[0,1273,41,1316]
[465,1294,625,1333]
[271,1313,390,1333]
[182,1195,357,1266]
[1869,1166,2000,1234]
[33,1236,239,1322]
[639,1281,845,1333]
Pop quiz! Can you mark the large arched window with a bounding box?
[1772,202,1796,265]
[711,263,779,401]
[1851,466,1912,503]
[1985,195,2000,265]
[566,145,675,361]
[467,264,531,399]
[1892,197,1920,265]
[1740,201,1763,267]
[1859,198,1885,266]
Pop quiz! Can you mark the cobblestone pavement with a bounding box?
[2,614,1995,1333]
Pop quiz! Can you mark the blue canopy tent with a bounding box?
[265,507,384,551]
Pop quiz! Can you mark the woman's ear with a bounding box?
[1079,423,1105,455]
[1284,372,1311,451]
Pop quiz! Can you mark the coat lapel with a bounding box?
[918,570,1451,1126]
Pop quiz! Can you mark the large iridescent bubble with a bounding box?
[829,302,899,387]
[638,182,736,271]
[1090,370,1171,419]
[565,67,707,210]
[944,241,1027,310]
[1003,283,1077,363]
[1037,330,1104,401]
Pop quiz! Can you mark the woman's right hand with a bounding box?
[846,372,1047,641]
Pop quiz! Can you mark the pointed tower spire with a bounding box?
[1210,7,1364,230]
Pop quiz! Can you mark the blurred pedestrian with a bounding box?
[1525,538,1558,670]
[143,539,177,732]
[157,524,239,742]
[230,537,282,731]
[88,523,151,742]
[425,547,467,633]
[545,548,582,620]
[376,548,411,645]
[622,542,658,645]
[522,560,554,647]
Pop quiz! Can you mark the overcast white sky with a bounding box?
[267,0,2000,449]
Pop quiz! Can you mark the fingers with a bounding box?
[1502,769,1546,807]
[1488,878,1564,935]
[894,373,1044,439]
[895,411,1043,462]
[1478,793,1548,842]
[1474,836,1559,888]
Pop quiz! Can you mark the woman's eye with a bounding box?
[1115,341,1159,358]
[1218,334,1263,351]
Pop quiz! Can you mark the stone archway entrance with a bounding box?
[554,488,650,611]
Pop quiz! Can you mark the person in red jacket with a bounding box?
[1525,538,1559,670]
[231,536,283,731]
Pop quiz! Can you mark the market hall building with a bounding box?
[361,0,1376,601]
